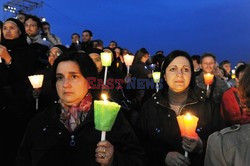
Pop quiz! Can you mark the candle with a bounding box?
[123,54,134,66]
[204,73,214,85]
[152,72,161,83]
[28,74,44,110]
[153,72,161,92]
[101,52,112,67]
[28,74,44,89]
[231,69,236,79]
[177,113,199,139]
[123,54,134,75]
[177,113,199,158]
[94,94,121,141]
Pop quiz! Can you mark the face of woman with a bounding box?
[89,53,103,73]
[56,61,89,106]
[164,56,191,92]
[2,21,20,40]
[48,47,62,66]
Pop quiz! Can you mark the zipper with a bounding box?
[70,135,76,147]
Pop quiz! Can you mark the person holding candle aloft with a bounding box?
[195,53,229,104]
[16,52,145,166]
[136,50,222,166]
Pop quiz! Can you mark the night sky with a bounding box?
[1,0,250,66]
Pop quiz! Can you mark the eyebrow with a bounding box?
[56,71,81,75]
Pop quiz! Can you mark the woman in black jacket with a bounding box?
[136,50,223,166]
[16,52,145,166]
[0,18,39,166]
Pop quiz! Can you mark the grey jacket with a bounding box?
[205,124,250,166]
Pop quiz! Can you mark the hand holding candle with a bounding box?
[94,94,121,141]
[177,113,199,158]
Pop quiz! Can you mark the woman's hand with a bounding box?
[165,152,190,166]
[182,136,203,153]
[95,140,114,166]
[0,45,12,64]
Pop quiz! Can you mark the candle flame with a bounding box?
[185,113,192,121]
[101,94,108,102]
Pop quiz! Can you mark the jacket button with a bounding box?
[154,97,157,99]
[168,114,171,117]
[58,132,62,135]
[156,101,159,104]
[201,91,204,93]
[200,96,203,99]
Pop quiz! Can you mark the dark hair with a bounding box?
[133,48,149,64]
[24,15,42,29]
[71,33,80,38]
[239,65,250,108]
[236,64,247,78]
[17,12,27,18]
[42,21,50,27]
[219,60,230,67]
[201,53,216,63]
[110,41,117,46]
[82,30,93,37]
[191,55,201,64]
[51,51,97,89]
[161,50,196,90]
[51,44,68,54]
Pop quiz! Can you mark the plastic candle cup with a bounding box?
[152,72,161,92]
[94,94,121,141]
[123,54,134,74]
[204,73,214,91]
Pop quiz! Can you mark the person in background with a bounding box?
[136,50,222,166]
[195,53,229,104]
[220,64,250,126]
[191,55,202,76]
[16,52,145,166]
[24,15,51,68]
[81,29,93,53]
[219,60,231,80]
[42,21,62,46]
[16,12,27,24]
[69,33,81,51]
[205,64,250,166]
[152,53,165,72]
[109,40,118,50]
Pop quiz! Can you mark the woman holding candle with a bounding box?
[137,50,222,166]
[16,52,145,166]
[0,18,40,165]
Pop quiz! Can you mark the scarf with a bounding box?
[60,93,92,132]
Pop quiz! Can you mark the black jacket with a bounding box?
[16,103,145,166]
[136,87,223,166]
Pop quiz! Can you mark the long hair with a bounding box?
[239,65,250,108]
[161,50,196,90]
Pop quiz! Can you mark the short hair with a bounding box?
[71,33,80,38]
[219,60,230,67]
[110,40,117,46]
[42,21,50,27]
[24,15,42,29]
[201,53,216,63]
[191,55,201,64]
[236,64,247,78]
[82,30,93,37]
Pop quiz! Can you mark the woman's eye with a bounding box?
[71,75,78,79]
[183,68,190,72]
[169,68,176,72]
[56,76,63,80]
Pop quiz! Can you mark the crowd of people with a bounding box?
[0,13,249,166]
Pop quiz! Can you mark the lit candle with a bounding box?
[204,73,214,91]
[152,72,161,92]
[123,54,134,74]
[100,52,112,85]
[28,74,44,110]
[94,94,121,141]
[231,69,236,79]
[177,113,199,158]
